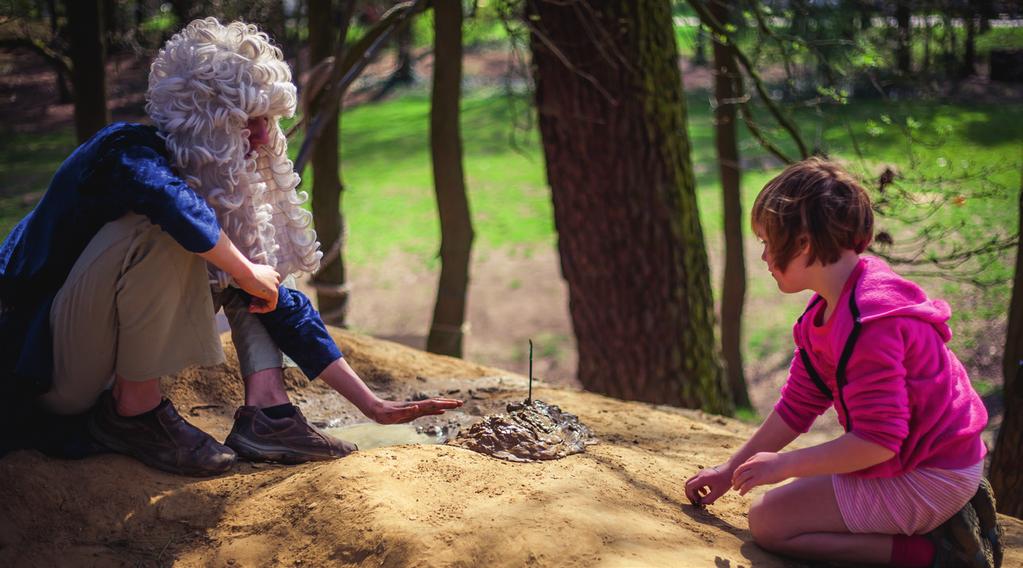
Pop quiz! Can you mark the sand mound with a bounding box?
[1,327,1020,567]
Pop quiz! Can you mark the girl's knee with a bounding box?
[747,494,784,550]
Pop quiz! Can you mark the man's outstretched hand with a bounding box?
[370,398,463,425]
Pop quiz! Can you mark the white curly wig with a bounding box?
[146,17,321,288]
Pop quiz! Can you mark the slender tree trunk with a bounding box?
[427,0,473,357]
[962,6,977,78]
[394,21,415,85]
[896,2,912,75]
[710,0,750,410]
[102,0,116,52]
[46,0,72,104]
[308,0,353,326]
[943,13,958,78]
[692,24,707,67]
[169,0,197,27]
[265,0,287,46]
[923,11,932,74]
[66,0,108,143]
[527,0,731,414]
[859,1,872,31]
[991,172,1023,517]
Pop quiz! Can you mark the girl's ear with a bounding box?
[797,234,811,256]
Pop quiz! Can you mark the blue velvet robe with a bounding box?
[0,122,342,402]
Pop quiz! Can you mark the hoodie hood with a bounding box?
[848,256,953,342]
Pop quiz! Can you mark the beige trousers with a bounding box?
[40,213,284,415]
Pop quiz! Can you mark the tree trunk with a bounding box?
[991,174,1023,517]
[394,20,415,85]
[692,24,707,67]
[923,12,932,74]
[427,0,473,358]
[943,13,958,78]
[46,0,72,104]
[308,0,352,326]
[66,0,108,144]
[527,0,732,414]
[169,0,198,27]
[859,1,872,31]
[102,0,117,52]
[962,6,977,78]
[895,2,911,75]
[265,0,288,47]
[710,0,750,410]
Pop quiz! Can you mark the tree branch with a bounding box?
[737,100,795,164]
[0,37,72,77]
[293,0,428,173]
[687,0,809,159]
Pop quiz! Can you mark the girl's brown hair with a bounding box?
[751,157,873,272]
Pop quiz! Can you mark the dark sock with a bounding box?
[260,403,296,419]
[890,534,935,567]
[125,398,169,420]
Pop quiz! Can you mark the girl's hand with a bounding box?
[684,463,733,507]
[234,263,281,313]
[370,397,463,425]
[731,452,791,495]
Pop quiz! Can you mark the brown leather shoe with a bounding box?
[224,405,357,464]
[88,391,236,477]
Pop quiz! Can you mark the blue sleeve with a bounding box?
[99,144,221,253]
[248,286,343,380]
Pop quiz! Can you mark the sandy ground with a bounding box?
[1,328,1020,567]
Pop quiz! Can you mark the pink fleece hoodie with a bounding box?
[774,255,988,479]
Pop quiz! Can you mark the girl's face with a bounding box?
[755,227,812,294]
[246,116,270,156]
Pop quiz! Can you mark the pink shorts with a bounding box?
[832,461,983,535]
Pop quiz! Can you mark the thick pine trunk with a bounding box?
[710,1,750,410]
[66,0,108,144]
[308,0,351,325]
[527,0,731,414]
[991,178,1023,517]
[427,0,473,358]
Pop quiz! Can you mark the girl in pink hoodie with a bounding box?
[684,158,993,567]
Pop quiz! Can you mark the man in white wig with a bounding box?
[0,18,461,475]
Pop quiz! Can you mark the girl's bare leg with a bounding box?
[748,475,893,564]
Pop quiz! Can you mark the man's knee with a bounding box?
[39,383,105,416]
[122,220,208,296]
